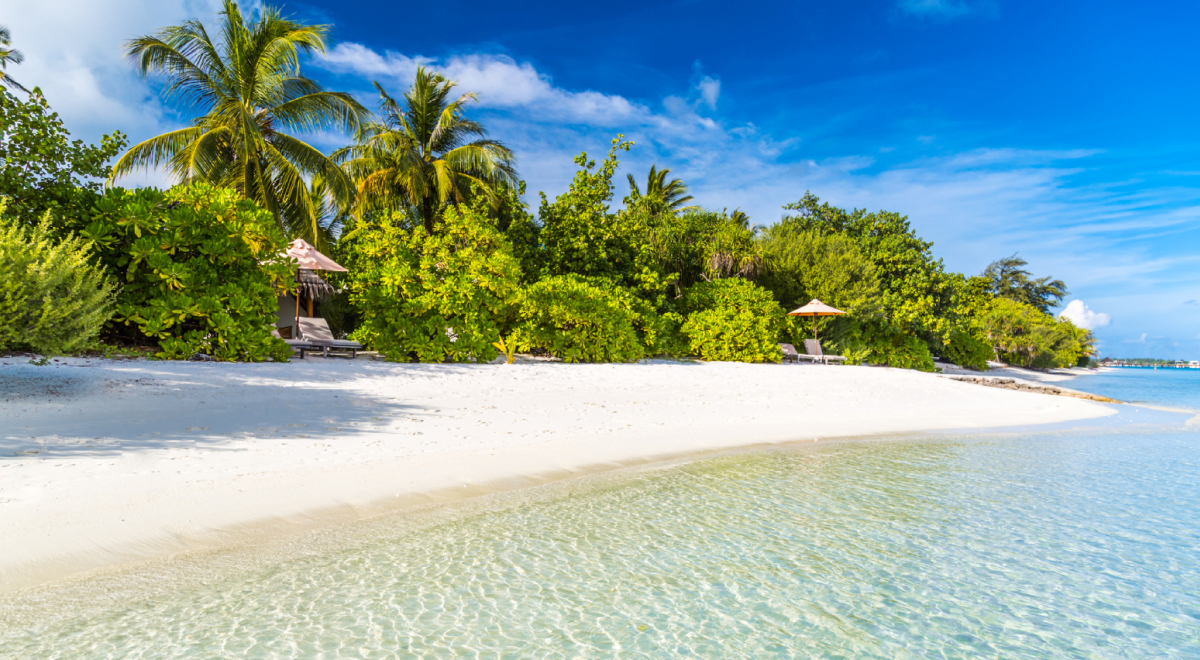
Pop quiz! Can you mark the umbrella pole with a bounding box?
[813,314,818,343]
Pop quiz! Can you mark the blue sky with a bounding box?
[9,0,1200,358]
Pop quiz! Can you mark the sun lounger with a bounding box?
[779,343,820,364]
[273,328,317,359]
[804,339,847,365]
[297,317,363,359]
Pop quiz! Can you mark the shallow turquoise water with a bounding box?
[1065,368,1200,411]
[2,372,1198,658]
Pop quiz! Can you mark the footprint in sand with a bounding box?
[288,423,308,428]
[185,427,209,431]
[325,427,342,432]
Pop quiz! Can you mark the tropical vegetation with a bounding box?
[0,0,1097,368]
[334,70,517,235]
[0,25,28,92]
[110,0,366,247]
[0,201,116,355]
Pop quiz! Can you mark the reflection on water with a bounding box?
[3,426,1198,659]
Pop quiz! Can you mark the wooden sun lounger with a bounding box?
[779,343,821,364]
[297,317,363,359]
[804,339,847,365]
[273,328,317,359]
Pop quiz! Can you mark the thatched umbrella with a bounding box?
[787,299,846,342]
[284,239,347,327]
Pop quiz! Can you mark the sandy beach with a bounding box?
[0,357,1115,593]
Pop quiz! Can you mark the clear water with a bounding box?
[1065,368,1200,411]
[2,372,1198,659]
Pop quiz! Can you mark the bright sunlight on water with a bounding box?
[2,369,1197,659]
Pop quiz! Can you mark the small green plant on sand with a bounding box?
[492,335,520,364]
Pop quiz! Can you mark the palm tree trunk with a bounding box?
[422,198,434,235]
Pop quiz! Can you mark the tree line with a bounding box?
[0,3,1095,369]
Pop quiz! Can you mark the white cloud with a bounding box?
[697,76,720,110]
[4,0,229,144]
[1058,300,1112,330]
[321,45,646,126]
[1124,333,1148,344]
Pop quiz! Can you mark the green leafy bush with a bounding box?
[342,203,522,363]
[0,203,116,355]
[74,184,292,361]
[537,137,648,284]
[516,275,647,363]
[757,225,879,316]
[833,320,936,371]
[680,278,784,363]
[0,88,125,227]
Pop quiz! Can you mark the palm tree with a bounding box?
[627,164,698,215]
[335,68,517,235]
[0,26,28,92]
[724,207,751,228]
[110,0,367,246]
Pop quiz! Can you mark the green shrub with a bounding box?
[342,204,522,363]
[941,328,993,371]
[834,320,935,371]
[680,278,784,363]
[74,184,292,361]
[0,88,125,228]
[516,275,647,363]
[0,203,116,355]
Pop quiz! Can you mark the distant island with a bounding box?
[1099,357,1199,368]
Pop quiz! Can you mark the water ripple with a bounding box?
[3,429,1199,659]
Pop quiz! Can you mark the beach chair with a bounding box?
[297,317,363,359]
[779,343,821,364]
[804,339,847,365]
[272,328,317,359]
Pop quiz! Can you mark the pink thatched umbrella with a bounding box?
[286,239,347,272]
[283,239,347,330]
[787,299,846,342]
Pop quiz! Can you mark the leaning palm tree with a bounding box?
[627,164,698,215]
[0,26,28,92]
[335,68,517,235]
[110,0,367,246]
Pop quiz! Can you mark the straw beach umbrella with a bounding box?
[284,239,347,327]
[787,299,846,342]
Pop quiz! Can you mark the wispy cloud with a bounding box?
[897,0,997,20]
[320,45,650,127]
[1124,333,1148,344]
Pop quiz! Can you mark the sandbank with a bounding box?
[0,357,1116,593]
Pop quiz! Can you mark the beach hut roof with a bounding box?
[286,239,347,272]
[787,299,846,316]
[296,268,336,301]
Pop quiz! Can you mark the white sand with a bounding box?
[0,357,1115,593]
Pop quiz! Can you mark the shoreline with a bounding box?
[0,358,1118,594]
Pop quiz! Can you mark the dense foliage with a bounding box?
[679,279,785,363]
[516,275,648,363]
[984,298,1093,368]
[72,184,293,361]
[773,194,996,370]
[0,88,125,227]
[341,200,521,363]
[0,203,116,355]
